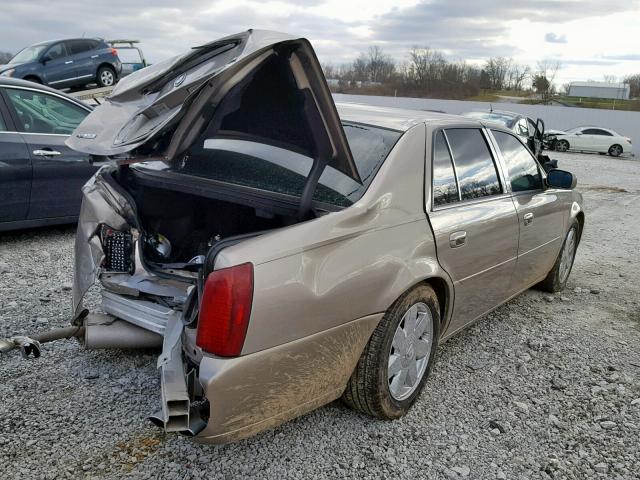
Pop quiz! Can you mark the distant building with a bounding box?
[567,81,630,100]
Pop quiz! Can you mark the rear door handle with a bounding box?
[523,212,534,226]
[65,60,74,64]
[33,149,61,156]
[449,231,467,248]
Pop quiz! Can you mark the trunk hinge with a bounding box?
[297,155,328,221]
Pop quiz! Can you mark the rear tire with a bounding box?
[96,66,116,87]
[608,144,622,157]
[555,140,569,152]
[342,285,440,419]
[538,220,579,293]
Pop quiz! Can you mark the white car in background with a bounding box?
[551,126,632,157]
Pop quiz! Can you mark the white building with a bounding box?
[567,81,630,100]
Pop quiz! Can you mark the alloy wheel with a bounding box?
[387,302,433,401]
[101,70,115,86]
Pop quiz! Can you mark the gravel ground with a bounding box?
[1,151,639,480]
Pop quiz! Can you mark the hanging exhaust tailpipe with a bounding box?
[84,313,163,349]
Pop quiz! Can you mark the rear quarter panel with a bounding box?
[213,123,453,354]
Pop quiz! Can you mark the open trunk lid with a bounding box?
[67,29,361,183]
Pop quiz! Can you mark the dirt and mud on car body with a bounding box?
[67,29,378,442]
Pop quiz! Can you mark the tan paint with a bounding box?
[195,313,382,443]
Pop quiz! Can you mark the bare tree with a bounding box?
[535,60,561,103]
[484,57,511,90]
[508,63,531,91]
[366,46,395,83]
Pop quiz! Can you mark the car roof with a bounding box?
[0,77,92,108]
[336,102,479,131]
[28,38,103,47]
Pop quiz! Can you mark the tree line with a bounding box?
[324,45,639,101]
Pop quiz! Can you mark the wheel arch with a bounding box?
[22,74,42,84]
[97,62,117,78]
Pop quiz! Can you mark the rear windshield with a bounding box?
[154,122,402,208]
[464,112,516,128]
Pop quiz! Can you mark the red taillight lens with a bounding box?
[110,48,118,57]
[196,263,253,357]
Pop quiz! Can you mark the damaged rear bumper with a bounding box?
[73,169,381,443]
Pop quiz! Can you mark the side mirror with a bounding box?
[41,54,51,63]
[575,132,582,136]
[546,169,577,190]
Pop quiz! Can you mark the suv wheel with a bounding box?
[342,285,440,419]
[97,66,116,87]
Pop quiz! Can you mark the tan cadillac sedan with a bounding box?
[65,30,584,443]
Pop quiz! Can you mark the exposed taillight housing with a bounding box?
[110,48,118,57]
[196,263,253,357]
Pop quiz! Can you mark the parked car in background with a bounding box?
[67,30,584,444]
[547,126,632,157]
[0,77,97,231]
[107,40,148,77]
[0,38,122,89]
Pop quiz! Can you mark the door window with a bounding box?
[44,42,67,60]
[5,89,88,134]
[515,118,529,137]
[432,131,459,206]
[0,110,6,130]
[492,130,542,192]
[582,128,612,136]
[445,128,502,200]
[68,40,96,55]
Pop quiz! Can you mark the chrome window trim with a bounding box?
[0,130,70,137]
[440,130,462,202]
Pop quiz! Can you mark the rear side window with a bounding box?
[68,40,97,55]
[432,131,459,206]
[583,128,612,136]
[445,129,502,200]
[492,131,542,192]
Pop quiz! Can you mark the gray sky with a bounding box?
[3,0,640,84]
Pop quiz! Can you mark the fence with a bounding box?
[333,94,640,157]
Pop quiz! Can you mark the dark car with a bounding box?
[463,110,546,156]
[0,38,122,89]
[0,77,98,231]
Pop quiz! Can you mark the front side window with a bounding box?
[492,130,542,192]
[5,89,88,134]
[44,42,67,60]
[432,131,459,206]
[445,128,502,200]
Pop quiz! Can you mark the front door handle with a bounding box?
[523,212,534,226]
[33,149,62,156]
[65,60,74,64]
[449,231,467,248]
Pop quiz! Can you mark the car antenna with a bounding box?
[490,103,493,113]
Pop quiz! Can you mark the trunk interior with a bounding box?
[114,168,300,267]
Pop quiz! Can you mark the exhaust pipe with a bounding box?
[84,313,162,349]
